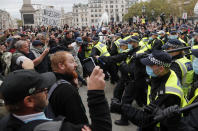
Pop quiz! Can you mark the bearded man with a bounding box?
[49,51,88,124]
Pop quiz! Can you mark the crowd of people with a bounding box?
[0,19,198,131]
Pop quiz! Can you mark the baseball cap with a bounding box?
[76,37,83,43]
[0,70,56,104]
[140,50,172,67]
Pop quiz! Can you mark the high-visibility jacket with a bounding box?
[179,38,189,47]
[85,44,93,58]
[94,42,110,57]
[147,70,187,107]
[114,38,122,54]
[139,37,151,52]
[175,57,194,97]
[188,88,198,105]
[147,70,187,128]
[123,35,132,41]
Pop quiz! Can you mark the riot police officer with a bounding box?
[162,39,194,98]
[111,50,186,131]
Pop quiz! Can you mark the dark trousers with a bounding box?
[113,71,129,101]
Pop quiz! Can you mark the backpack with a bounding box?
[44,79,71,120]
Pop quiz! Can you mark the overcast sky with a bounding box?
[0,0,88,19]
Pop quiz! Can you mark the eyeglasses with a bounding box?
[31,88,49,95]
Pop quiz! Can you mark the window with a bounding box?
[106,5,108,8]
[95,19,98,22]
[91,15,94,17]
[91,19,94,22]
[95,14,98,17]
[110,5,113,8]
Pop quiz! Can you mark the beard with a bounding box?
[65,70,78,79]
[33,93,48,112]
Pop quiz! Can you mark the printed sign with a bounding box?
[41,8,61,26]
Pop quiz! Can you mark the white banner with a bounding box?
[41,8,61,27]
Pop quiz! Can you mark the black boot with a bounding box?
[114,116,129,126]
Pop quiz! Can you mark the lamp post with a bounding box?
[151,9,155,22]
[142,5,146,16]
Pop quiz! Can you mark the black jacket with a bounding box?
[49,72,88,125]
[0,90,112,131]
[149,38,163,51]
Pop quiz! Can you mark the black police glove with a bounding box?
[110,98,122,114]
[143,103,157,114]
[127,49,134,56]
[154,105,180,122]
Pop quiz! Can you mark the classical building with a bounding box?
[0,9,17,30]
[72,0,139,28]
[72,4,89,28]
[61,11,73,28]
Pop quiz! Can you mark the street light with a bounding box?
[142,5,146,15]
[151,9,155,21]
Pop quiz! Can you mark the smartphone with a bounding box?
[83,57,96,76]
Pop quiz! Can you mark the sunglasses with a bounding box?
[31,88,49,95]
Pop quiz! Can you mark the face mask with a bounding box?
[158,35,161,38]
[168,35,178,40]
[149,37,153,41]
[120,48,124,52]
[146,66,157,77]
[128,44,133,50]
[193,58,198,74]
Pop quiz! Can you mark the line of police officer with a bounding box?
[76,25,198,131]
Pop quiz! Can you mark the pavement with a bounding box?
[79,81,138,131]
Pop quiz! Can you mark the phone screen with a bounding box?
[83,57,96,76]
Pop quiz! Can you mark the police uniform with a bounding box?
[109,33,122,56]
[148,32,163,51]
[163,39,194,98]
[175,49,198,131]
[91,38,119,83]
[111,50,186,131]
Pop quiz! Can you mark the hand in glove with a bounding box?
[154,105,180,122]
[143,103,157,114]
[110,98,122,114]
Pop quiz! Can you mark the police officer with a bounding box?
[155,49,198,131]
[148,31,163,51]
[180,24,190,43]
[177,49,198,131]
[162,39,194,98]
[113,36,148,126]
[91,36,118,83]
[158,30,168,44]
[111,50,186,131]
[110,33,122,56]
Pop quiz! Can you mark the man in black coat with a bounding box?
[49,51,88,124]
